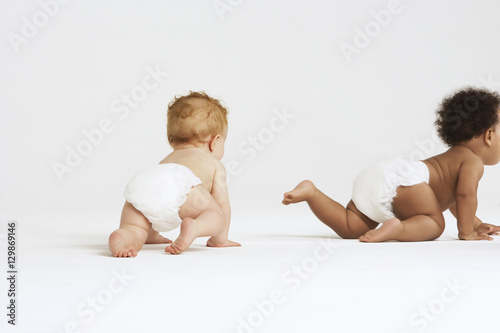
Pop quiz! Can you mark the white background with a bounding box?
[1,0,500,216]
[1,1,500,332]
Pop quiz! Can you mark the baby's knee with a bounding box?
[436,224,445,237]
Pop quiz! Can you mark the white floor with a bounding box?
[1,204,500,333]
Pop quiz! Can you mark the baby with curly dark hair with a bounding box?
[283,87,500,242]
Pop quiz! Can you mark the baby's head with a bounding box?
[167,91,228,159]
[435,87,500,163]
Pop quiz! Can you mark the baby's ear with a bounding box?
[209,134,220,152]
[484,128,494,146]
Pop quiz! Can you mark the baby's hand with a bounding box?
[459,230,493,241]
[476,223,500,235]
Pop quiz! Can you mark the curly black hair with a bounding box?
[435,87,500,146]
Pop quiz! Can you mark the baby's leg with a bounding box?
[165,185,228,255]
[283,180,379,238]
[109,201,153,257]
[359,183,445,242]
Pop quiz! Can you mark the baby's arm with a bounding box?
[449,204,482,230]
[454,159,492,240]
[451,204,500,236]
[212,161,230,225]
[207,161,240,247]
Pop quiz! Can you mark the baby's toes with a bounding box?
[165,245,176,254]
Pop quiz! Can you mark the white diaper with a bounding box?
[124,163,202,232]
[351,158,430,223]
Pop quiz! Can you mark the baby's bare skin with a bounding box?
[423,147,487,236]
[160,148,221,194]
[284,110,500,242]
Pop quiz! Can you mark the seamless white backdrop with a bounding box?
[2,0,500,217]
[2,1,500,333]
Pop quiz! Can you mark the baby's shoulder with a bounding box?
[192,150,222,167]
[197,155,225,181]
[440,146,484,178]
[160,149,218,172]
[428,146,480,174]
[447,146,483,165]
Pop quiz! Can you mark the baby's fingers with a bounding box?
[460,232,494,241]
[483,224,500,235]
[488,228,500,235]
[491,225,500,235]
[478,233,494,241]
[484,225,494,234]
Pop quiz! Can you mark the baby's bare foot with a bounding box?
[145,229,172,244]
[282,180,316,205]
[165,218,197,255]
[206,238,241,248]
[109,229,140,257]
[359,218,403,242]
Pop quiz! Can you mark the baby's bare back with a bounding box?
[159,148,219,193]
[423,146,481,211]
